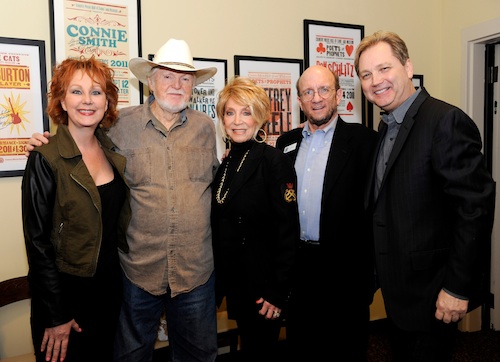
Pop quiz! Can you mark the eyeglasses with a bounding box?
[299,86,335,102]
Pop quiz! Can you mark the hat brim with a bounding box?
[129,58,217,86]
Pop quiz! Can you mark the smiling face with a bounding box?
[357,41,415,112]
[60,69,108,130]
[297,65,342,130]
[148,67,194,113]
[222,98,259,143]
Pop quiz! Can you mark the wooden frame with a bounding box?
[234,55,303,146]
[304,19,366,126]
[0,37,48,177]
[49,0,143,107]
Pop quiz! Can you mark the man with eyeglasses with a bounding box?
[276,65,378,361]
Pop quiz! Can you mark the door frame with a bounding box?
[461,16,500,331]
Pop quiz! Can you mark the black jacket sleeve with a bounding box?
[22,152,72,327]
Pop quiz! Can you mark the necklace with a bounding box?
[215,149,250,204]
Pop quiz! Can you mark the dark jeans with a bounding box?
[113,271,218,362]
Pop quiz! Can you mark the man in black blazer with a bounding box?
[276,65,378,361]
[355,31,496,361]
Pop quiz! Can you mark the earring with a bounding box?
[255,128,267,143]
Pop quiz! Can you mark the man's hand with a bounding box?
[25,131,51,157]
[435,289,468,324]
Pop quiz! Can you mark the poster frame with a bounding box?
[192,58,228,158]
[234,55,304,144]
[49,0,143,106]
[0,37,48,177]
[304,19,366,126]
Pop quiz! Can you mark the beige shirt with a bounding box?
[108,102,219,297]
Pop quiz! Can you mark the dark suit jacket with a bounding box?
[211,141,299,319]
[366,87,496,332]
[276,118,378,306]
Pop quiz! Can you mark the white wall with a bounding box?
[1,0,500,357]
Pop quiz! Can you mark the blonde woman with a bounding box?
[211,76,299,362]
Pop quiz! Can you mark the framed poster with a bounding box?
[0,37,48,177]
[192,58,227,159]
[49,0,143,107]
[147,55,228,159]
[304,19,365,125]
[234,55,303,147]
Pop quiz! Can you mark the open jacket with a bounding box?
[22,124,130,327]
[276,118,378,307]
[365,87,495,331]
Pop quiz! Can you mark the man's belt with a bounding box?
[299,239,320,247]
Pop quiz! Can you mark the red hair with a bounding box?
[46,56,119,128]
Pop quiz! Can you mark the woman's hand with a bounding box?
[256,297,282,320]
[41,319,81,362]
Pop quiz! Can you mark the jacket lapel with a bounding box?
[365,122,387,208]
[378,88,430,195]
[322,118,351,200]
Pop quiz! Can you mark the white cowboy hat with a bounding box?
[129,38,217,86]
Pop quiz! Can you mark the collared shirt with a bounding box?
[108,101,219,297]
[295,118,337,241]
[375,88,421,198]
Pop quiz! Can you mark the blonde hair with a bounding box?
[216,76,270,141]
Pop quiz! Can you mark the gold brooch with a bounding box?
[284,183,297,203]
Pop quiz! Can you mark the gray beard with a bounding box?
[155,97,189,113]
